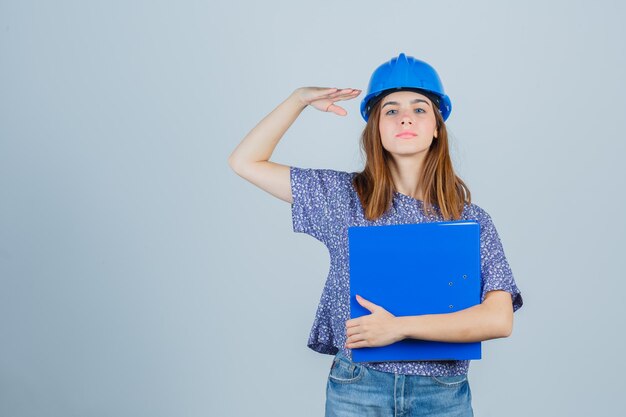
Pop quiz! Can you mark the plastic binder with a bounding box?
[348,220,482,363]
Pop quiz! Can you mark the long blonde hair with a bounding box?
[352,96,471,221]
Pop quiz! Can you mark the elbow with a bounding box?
[228,156,261,175]
[500,324,512,339]
[228,155,242,173]
[481,291,515,340]
[497,317,513,338]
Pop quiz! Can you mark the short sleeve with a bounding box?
[290,166,348,246]
[478,210,524,312]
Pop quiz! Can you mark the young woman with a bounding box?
[228,53,523,417]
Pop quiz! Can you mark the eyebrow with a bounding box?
[382,99,431,108]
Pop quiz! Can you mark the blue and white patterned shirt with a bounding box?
[290,166,523,376]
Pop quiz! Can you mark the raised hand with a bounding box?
[296,87,362,116]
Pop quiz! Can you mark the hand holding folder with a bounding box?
[347,220,482,363]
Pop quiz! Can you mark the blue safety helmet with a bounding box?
[360,53,452,122]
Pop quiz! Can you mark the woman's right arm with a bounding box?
[227,87,361,203]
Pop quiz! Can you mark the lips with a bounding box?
[395,132,417,138]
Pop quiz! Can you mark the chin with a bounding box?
[385,145,430,155]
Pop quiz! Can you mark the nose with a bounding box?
[397,107,414,126]
[400,113,413,126]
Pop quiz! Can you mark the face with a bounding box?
[378,91,438,158]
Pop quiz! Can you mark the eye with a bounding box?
[384,108,426,116]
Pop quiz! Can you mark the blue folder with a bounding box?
[348,220,482,363]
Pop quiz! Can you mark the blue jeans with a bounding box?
[325,351,473,417]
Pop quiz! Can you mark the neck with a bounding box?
[387,153,427,200]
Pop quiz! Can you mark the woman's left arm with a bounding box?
[345,290,513,349]
[396,290,514,343]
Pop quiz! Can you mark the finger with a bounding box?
[330,90,362,101]
[334,94,361,102]
[326,88,357,98]
[333,88,359,95]
[346,340,369,349]
[346,327,359,337]
[326,104,347,116]
[308,88,340,101]
[346,333,365,344]
[330,88,354,93]
[346,317,361,328]
[357,295,380,310]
